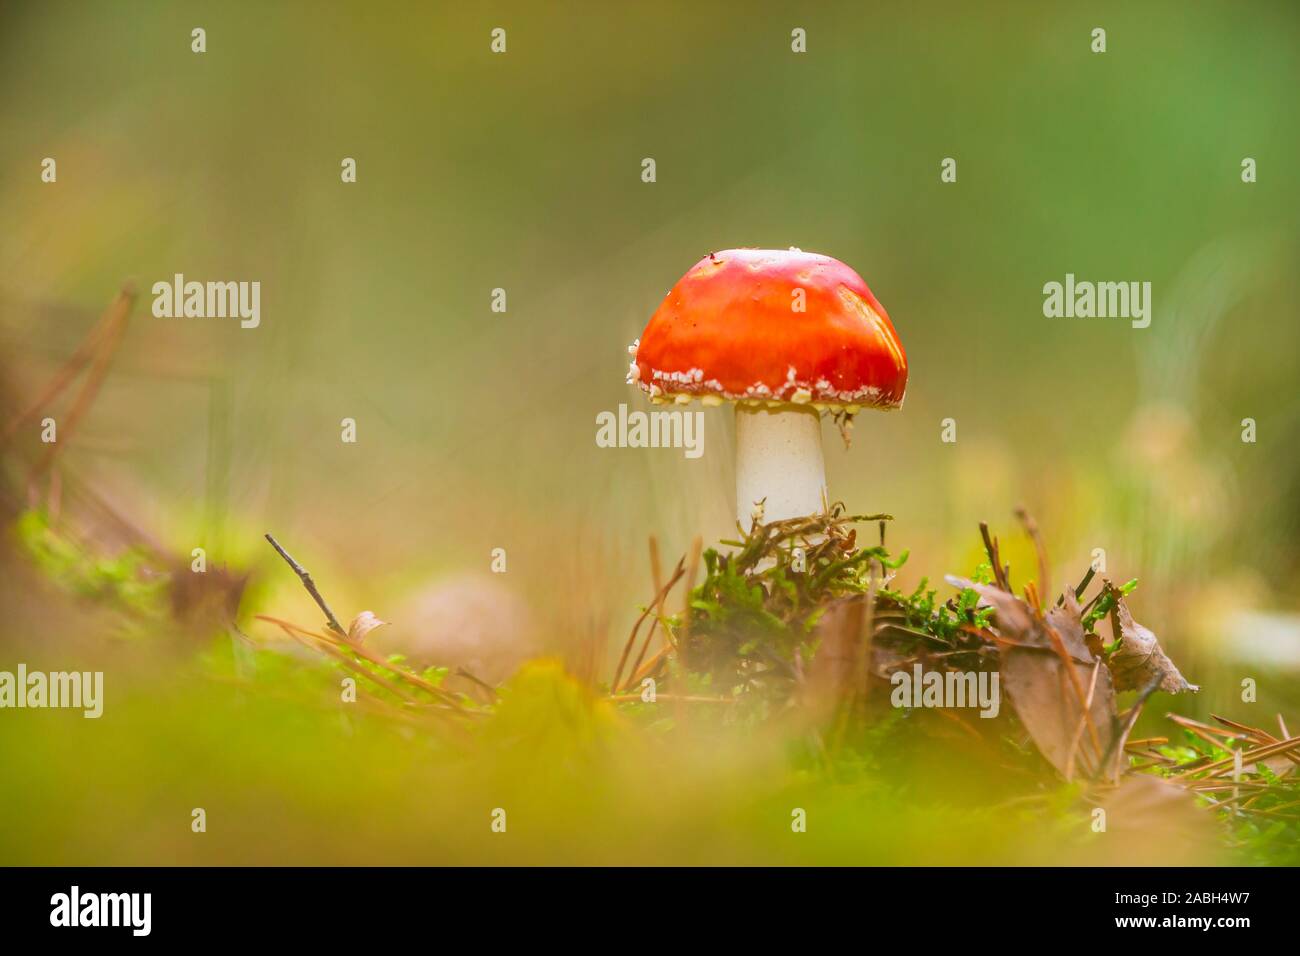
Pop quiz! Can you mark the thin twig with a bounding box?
[1042,619,1104,771]
[34,285,135,476]
[455,666,498,700]
[1173,734,1300,779]
[611,559,685,693]
[1015,506,1051,607]
[264,533,346,635]
[1094,673,1163,780]
[256,614,467,711]
[2,284,131,447]
[979,521,1010,591]
[625,555,685,690]
[1065,659,1103,780]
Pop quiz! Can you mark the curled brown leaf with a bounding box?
[347,610,387,643]
[1107,594,1198,695]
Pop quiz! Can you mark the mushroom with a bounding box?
[629,248,907,529]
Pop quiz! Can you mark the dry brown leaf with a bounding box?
[1045,586,1094,663]
[1002,648,1121,782]
[347,610,387,643]
[1108,594,1198,694]
[947,577,1095,663]
[949,576,1121,781]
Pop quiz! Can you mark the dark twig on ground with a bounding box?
[264,533,346,636]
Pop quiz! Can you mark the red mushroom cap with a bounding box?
[629,248,907,410]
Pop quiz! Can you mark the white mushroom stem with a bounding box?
[734,403,827,530]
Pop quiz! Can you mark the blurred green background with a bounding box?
[1,1,1297,864]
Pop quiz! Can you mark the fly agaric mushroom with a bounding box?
[629,248,907,529]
